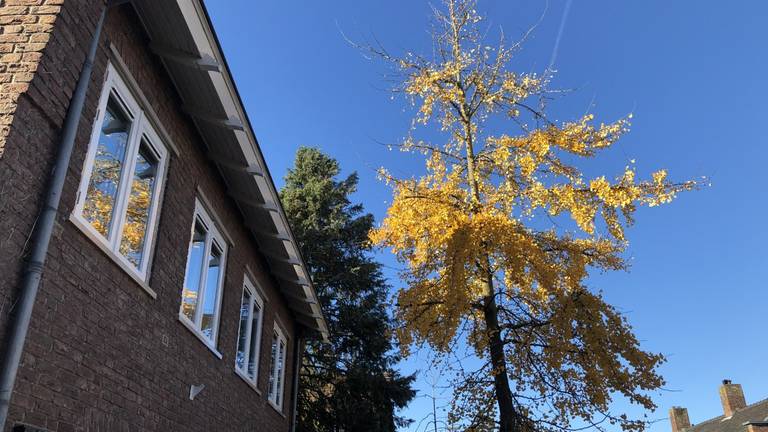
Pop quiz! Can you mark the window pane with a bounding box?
[246,301,261,378]
[276,339,285,405]
[200,243,222,339]
[235,291,251,371]
[268,334,278,397]
[119,140,159,268]
[182,221,206,321]
[82,97,131,238]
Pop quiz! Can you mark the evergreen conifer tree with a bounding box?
[281,147,415,432]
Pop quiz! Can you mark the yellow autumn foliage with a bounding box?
[82,153,154,268]
[368,0,697,430]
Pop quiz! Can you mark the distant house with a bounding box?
[670,381,768,432]
[0,1,328,431]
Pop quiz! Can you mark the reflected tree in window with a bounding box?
[119,140,159,268]
[82,96,161,272]
[82,97,130,238]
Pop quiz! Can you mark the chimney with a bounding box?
[745,424,768,432]
[719,379,747,417]
[670,407,691,432]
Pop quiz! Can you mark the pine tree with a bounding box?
[281,147,415,432]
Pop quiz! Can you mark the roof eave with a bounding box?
[129,0,329,341]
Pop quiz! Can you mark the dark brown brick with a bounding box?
[0,3,301,432]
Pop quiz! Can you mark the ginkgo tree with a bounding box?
[368,1,697,431]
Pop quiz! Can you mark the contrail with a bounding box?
[546,0,574,75]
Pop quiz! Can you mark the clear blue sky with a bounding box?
[206,1,768,430]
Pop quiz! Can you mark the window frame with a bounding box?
[234,274,265,388]
[71,63,169,285]
[267,323,288,411]
[178,199,228,352]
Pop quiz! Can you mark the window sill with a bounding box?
[234,369,262,395]
[69,213,157,299]
[268,399,286,418]
[177,315,223,359]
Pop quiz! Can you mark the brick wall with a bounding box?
[0,0,62,158]
[1,2,298,431]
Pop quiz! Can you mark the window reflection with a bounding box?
[182,221,206,321]
[247,301,261,378]
[268,334,278,397]
[235,291,251,370]
[268,329,287,407]
[119,139,159,268]
[276,338,285,405]
[82,97,131,238]
[200,243,222,338]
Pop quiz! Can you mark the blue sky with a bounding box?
[206,1,768,430]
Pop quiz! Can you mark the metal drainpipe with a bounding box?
[290,330,306,432]
[0,1,122,428]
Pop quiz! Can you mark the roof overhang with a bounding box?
[128,0,329,341]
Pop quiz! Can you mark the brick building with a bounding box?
[670,381,768,432]
[0,1,328,431]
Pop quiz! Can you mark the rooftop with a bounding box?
[688,399,768,432]
[671,381,768,432]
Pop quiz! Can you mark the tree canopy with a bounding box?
[368,1,697,431]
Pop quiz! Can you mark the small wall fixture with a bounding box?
[189,383,206,400]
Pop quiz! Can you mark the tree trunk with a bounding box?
[483,274,519,432]
[464,115,520,431]
[453,19,519,424]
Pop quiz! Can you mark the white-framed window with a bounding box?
[179,199,228,348]
[235,275,264,385]
[267,324,288,410]
[72,63,169,282]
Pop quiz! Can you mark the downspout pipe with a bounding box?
[290,329,306,432]
[0,1,124,427]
